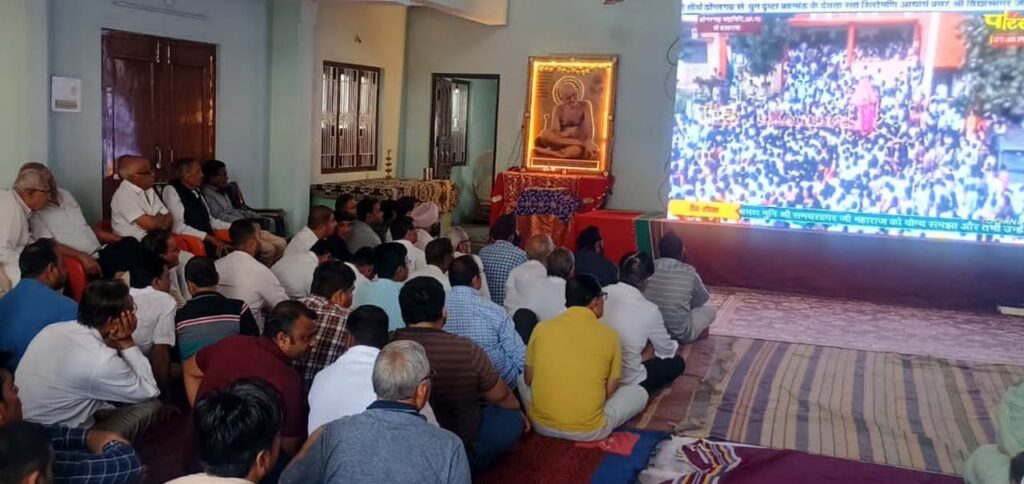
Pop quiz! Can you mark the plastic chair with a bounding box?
[213,229,231,244]
[175,234,206,257]
[63,256,88,302]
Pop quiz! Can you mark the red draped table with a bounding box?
[490,169,614,246]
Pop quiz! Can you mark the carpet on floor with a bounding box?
[629,335,1024,475]
[705,287,1024,366]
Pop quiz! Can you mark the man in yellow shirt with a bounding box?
[518,274,649,441]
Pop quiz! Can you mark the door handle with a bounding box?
[169,149,174,163]
[156,146,162,169]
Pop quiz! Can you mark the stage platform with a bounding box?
[572,210,1024,311]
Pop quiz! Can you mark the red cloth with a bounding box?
[490,169,614,226]
[567,210,644,263]
[575,431,641,456]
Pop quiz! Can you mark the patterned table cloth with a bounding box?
[511,188,581,223]
[310,179,459,213]
[490,169,614,225]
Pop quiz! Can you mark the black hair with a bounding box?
[447,255,480,288]
[229,220,258,249]
[347,305,390,349]
[425,237,454,267]
[130,255,167,290]
[193,379,284,478]
[310,260,356,299]
[547,248,575,279]
[380,200,397,223]
[395,196,418,218]
[19,238,59,279]
[141,228,173,257]
[356,198,380,223]
[373,243,407,280]
[399,277,445,326]
[201,159,227,182]
[490,214,517,241]
[334,211,356,223]
[576,226,602,251]
[565,274,603,308]
[310,240,333,258]
[263,301,317,340]
[78,280,133,329]
[0,421,52,484]
[389,216,414,241]
[307,205,334,231]
[185,256,219,288]
[353,247,375,267]
[658,231,684,260]
[1012,451,1024,484]
[618,252,655,288]
[334,193,355,214]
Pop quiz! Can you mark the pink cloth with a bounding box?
[575,431,641,456]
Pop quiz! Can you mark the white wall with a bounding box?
[49,0,271,221]
[402,0,680,212]
[314,3,408,184]
[0,0,49,183]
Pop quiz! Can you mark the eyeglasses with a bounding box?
[421,368,438,383]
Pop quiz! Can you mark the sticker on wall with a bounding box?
[51,76,82,113]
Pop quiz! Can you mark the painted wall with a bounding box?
[451,78,498,223]
[0,0,49,183]
[49,0,271,221]
[402,0,680,212]
[313,3,407,184]
[416,0,508,26]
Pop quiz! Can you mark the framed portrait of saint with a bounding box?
[524,55,618,174]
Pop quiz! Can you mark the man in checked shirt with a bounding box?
[293,260,357,391]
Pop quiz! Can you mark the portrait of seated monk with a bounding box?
[534,77,599,160]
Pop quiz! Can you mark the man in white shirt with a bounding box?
[284,205,336,257]
[516,248,574,322]
[161,159,231,257]
[110,156,173,241]
[141,229,194,308]
[127,254,177,398]
[0,166,53,293]
[16,280,162,442]
[602,252,685,395]
[390,216,426,273]
[272,240,331,299]
[448,227,491,301]
[504,234,553,315]
[408,238,453,292]
[410,202,438,252]
[216,220,288,331]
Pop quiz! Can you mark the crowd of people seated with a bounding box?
[0,156,718,483]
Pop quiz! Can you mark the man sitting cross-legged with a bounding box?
[272,236,333,300]
[175,256,260,364]
[519,274,648,442]
[515,247,575,322]
[390,216,426,273]
[352,242,408,332]
[282,340,470,484]
[504,234,553,315]
[293,261,357,391]
[393,277,525,473]
[215,220,288,332]
[284,205,336,257]
[643,232,717,343]
[409,237,454,291]
[141,228,194,309]
[126,254,177,399]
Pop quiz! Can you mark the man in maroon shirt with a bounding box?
[183,300,316,456]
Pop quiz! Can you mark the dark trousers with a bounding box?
[640,356,686,395]
[469,405,524,473]
[512,309,539,344]
[96,237,144,278]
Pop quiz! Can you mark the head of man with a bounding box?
[0,420,52,484]
[185,256,219,294]
[263,301,317,360]
[12,166,53,212]
[334,194,357,219]
[78,280,135,341]
[546,248,575,280]
[334,212,355,240]
[311,261,356,308]
[17,163,57,206]
[201,159,229,189]
[356,198,383,225]
[525,234,555,263]
[310,240,334,265]
[490,214,518,243]
[352,247,376,280]
[19,239,67,291]
[374,243,408,283]
[372,340,432,411]
[447,227,471,254]
[229,220,260,256]
[658,232,685,262]
[447,255,482,291]
[395,197,418,219]
[0,354,23,427]
[347,305,390,349]
[116,156,156,191]
[129,255,170,293]
[1011,451,1024,484]
[142,229,181,268]
[175,159,204,190]
[424,238,454,272]
[399,277,446,328]
[193,379,283,483]
[618,252,655,292]
[565,274,605,319]
[307,205,337,240]
[576,226,603,254]
[389,217,417,244]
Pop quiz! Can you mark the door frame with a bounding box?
[429,73,500,183]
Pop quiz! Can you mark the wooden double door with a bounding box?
[101,29,216,218]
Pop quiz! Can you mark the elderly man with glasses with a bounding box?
[110,155,173,241]
[0,165,55,294]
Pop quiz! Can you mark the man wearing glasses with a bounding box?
[110,155,173,241]
[0,165,54,294]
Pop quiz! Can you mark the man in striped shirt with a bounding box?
[643,232,717,343]
[175,257,259,362]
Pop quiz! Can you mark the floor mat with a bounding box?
[630,335,1024,475]
[706,287,1024,366]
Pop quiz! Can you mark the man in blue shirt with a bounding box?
[444,256,525,388]
[0,238,78,369]
[478,215,526,306]
[353,242,408,331]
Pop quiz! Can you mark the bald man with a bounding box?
[111,156,173,241]
[504,234,554,316]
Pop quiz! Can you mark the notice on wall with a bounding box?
[51,76,81,113]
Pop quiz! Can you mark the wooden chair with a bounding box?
[226,182,286,236]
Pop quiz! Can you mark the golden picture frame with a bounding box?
[523,55,618,174]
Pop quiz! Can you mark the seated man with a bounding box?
[175,256,259,363]
[410,202,438,251]
[0,356,143,483]
[574,226,618,287]
[271,238,332,300]
[603,252,685,395]
[350,246,375,286]
[201,159,286,261]
[285,205,336,256]
[393,277,524,472]
[390,216,426,273]
[334,194,357,219]
[141,229,193,308]
[352,243,408,331]
[184,301,316,456]
[126,255,176,398]
[110,155,172,241]
[294,261,357,391]
[318,211,355,263]
[445,256,525,389]
[643,232,716,343]
[0,165,53,293]
[0,239,78,370]
[216,220,289,331]
[17,280,162,442]
[517,248,574,321]
[519,275,648,442]
[169,380,284,484]
[282,340,470,484]
[161,158,231,258]
[448,227,490,300]
[409,237,454,291]
[504,234,553,315]
[478,214,526,306]
[347,198,383,253]
[965,383,1024,484]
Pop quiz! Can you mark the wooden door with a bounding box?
[163,39,216,166]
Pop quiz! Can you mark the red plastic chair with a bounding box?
[174,234,206,257]
[213,229,231,244]
[63,256,88,302]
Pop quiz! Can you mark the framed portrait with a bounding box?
[523,55,618,174]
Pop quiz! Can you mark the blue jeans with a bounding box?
[470,404,524,472]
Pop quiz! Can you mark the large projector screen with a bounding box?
[670,1,1024,243]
